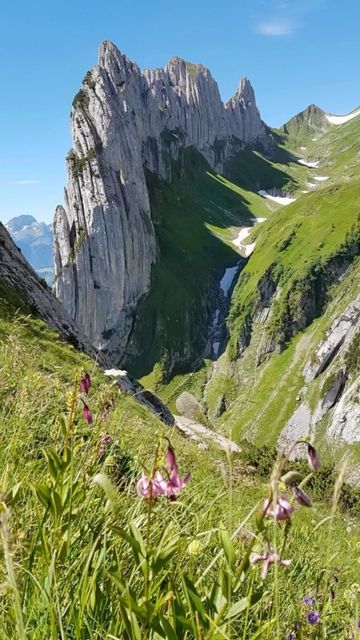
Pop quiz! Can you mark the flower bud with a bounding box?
[80,372,91,394]
[281,470,304,486]
[307,443,320,471]
[82,403,93,424]
[166,445,177,470]
[292,485,312,507]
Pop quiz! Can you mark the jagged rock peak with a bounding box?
[54,39,270,365]
[281,103,327,137]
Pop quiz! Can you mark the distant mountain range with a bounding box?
[5,215,54,285]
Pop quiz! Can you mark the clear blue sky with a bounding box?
[1,0,359,224]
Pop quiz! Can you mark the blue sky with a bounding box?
[1,0,359,224]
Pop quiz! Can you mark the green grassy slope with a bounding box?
[205,112,360,455]
[123,144,319,384]
[150,110,360,474]
[0,275,360,638]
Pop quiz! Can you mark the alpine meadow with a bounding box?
[1,7,360,639]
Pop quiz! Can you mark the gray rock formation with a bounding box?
[54,40,268,363]
[176,391,201,419]
[0,221,178,426]
[305,294,360,381]
[0,222,104,363]
[279,295,360,452]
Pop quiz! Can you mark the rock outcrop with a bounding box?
[54,40,268,363]
[0,222,105,363]
[279,294,360,451]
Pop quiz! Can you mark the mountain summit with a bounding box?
[54,40,270,362]
[6,215,54,284]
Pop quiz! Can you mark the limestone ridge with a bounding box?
[54,40,268,362]
[0,222,106,364]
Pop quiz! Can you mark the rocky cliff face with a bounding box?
[0,222,105,362]
[54,40,268,362]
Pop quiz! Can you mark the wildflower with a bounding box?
[80,372,91,394]
[165,466,191,499]
[307,443,320,471]
[264,495,294,521]
[165,444,177,470]
[292,485,312,507]
[187,539,201,556]
[82,401,93,423]
[303,596,316,606]
[250,548,292,580]
[163,444,190,499]
[357,620,360,628]
[286,634,295,640]
[101,434,113,446]
[306,610,320,624]
[98,447,106,459]
[136,471,168,499]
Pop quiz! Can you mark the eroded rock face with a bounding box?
[0,222,104,363]
[54,40,268,363]
[305,294,360,381]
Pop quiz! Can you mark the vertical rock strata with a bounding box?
[54,40,268,361]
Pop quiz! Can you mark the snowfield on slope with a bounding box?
[325,107,360,125]
[258,190,296,205]
[298,159,320,168]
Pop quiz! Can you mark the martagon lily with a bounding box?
[80,372,91,394]
[264,495,294,521]
[251,548,292,580]
[163,444,191,499]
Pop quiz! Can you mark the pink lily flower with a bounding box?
[80,372,91,394]
[165,467,191,498]
[251,548,292,580]
[264,495,294,521]
[164,444,191,499]
[166,444,177,470]
[292,485,312,507]
[136,471,168,499]
[82,401,93,424]
[307,443,320,472]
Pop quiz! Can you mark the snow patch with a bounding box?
[233,228,251,247]
[314,176,329,182]
[300,146,307,151]
[306,182,318,189]
[298,159,320,168]
[301,190,309,194]
[325,107,360,125]
[258,190,296,206]
[243,243,256,257]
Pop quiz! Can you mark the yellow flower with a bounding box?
[344,589,357,602]
[187,539,201,556]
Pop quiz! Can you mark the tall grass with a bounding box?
[0,315,359,638]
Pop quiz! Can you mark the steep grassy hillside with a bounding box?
[123,143,318,383]
[150,110,360,472]
[1,270,360,638]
